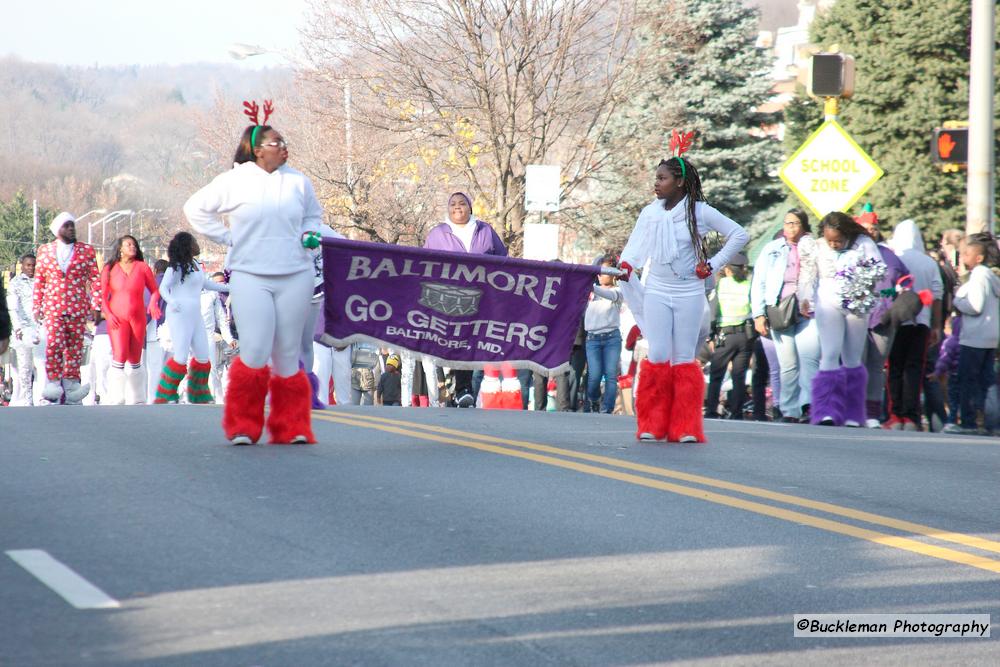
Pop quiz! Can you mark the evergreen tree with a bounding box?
[597,0,784,248]
[784,0,1000,239]
[670,0,785,230]
[0,192,47,270]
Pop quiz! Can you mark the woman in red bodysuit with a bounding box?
[100,235,160,404]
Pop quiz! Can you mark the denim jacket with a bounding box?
[749,235,817,319]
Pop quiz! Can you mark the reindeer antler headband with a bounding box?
[669,129,695,179]
[243,99,275,148]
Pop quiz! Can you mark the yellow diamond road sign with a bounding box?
[779,119,884,219]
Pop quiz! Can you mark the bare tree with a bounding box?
[301,0,640,253]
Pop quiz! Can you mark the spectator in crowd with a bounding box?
[935,315,963,429]
[947,236,1000,434]
[705,253,755,419]
[939,228,964,274]
[802,212,885,427]
[34,212,101,405]
[585,256,624,414]
[884,220,943,430]
[855,205,909,428]
[202,271,236,403]
[750,209,819,423]
[6,254,44,405]
[100,235,161,405]
[377,353,403,406]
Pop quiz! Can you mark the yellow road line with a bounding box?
[312,411,1000,575]
[318,410,1000,557]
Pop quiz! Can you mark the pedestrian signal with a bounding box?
[931,127,968,164]
[809,53,855,98]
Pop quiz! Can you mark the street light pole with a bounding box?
[967,0,996,235]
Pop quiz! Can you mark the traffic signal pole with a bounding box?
[967,0,996,234]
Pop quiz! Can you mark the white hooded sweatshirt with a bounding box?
[954,264,1000,349]
[888,219,943,328]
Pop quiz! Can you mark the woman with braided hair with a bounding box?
[183,100,322,445]
[620,145,749,443]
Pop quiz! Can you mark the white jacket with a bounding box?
[888,220,943,328]
[184,162,323,276]
[621,198,748,287]
[954,264,1000,349]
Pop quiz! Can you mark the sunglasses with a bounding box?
[261,140,289,149]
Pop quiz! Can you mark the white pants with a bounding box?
[82,334,111,405]
[301,301,321,370]
[815,283,867,370]
[230,269,313,377]
[206,336,225,401]
[643,286,707,364]
[312,342,353,405]
[146,340,165,398]
[10,342,43,406]
[401,352,440,407]
[771,316,821,415]
[165,302,211,365]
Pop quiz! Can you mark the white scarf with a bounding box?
[648,197,687,265]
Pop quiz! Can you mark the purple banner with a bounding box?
[320,238,598,372]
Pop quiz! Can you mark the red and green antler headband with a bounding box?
[669,129,695,178]
[243,99,275,147]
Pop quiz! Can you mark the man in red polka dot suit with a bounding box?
[33,212,100,404]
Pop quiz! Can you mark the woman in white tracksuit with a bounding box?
[620,157,748,443]
[152,232,228,404]
[184,120,322,445]
[799,211,885,427]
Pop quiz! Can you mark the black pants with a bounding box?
[451,369,473,401]
[887,325,929,423]
[705,329,755,419]
[751,337,771,421]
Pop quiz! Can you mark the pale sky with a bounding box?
[3,0,310,67]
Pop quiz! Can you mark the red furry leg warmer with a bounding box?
[667,362,706,443]
[266,370,316,444]
[222,357,270,443]
[635,360,672,440]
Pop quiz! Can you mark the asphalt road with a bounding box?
[2,405,999,666]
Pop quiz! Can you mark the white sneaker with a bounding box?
[638,432,656,441]
[818,416,835,426]
[290,435,309,444]
[941,423,964,434]
[844,420,860,428]
[678,435,698,443]
[865,418,881,429]
[231,434,254,445]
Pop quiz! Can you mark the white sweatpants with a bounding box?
[643,286,707,365]
[815,282,868,370]
[313,342,353,405]
[165,302,211,365]
[86,334,111,405]
[229,269,313,377]
[301,301,321,370]
[10,342,41,406]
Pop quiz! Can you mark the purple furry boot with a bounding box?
[810,368,845,426]
[841,365,868,427]
[307,371,327,410]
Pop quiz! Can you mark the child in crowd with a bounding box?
[377,354,403,406]
[947,238,1000,433]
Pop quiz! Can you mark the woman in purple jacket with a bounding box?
[423,192,508,406]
